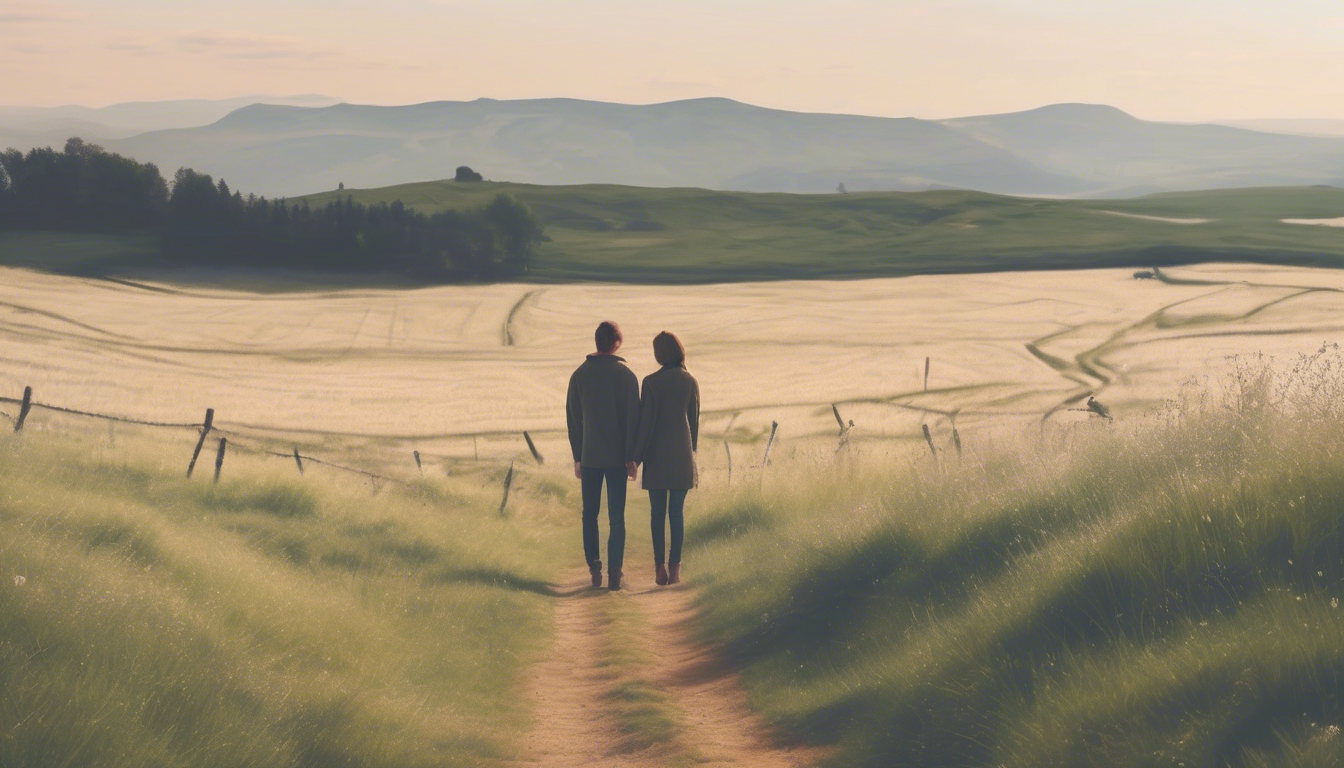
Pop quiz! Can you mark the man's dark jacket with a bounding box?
[566,354,640,468]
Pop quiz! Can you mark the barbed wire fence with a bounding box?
[0,385,562,506]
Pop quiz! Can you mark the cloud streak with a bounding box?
[173,30,337,61]
[0,1,81,23]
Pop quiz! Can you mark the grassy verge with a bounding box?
[686,351,1344,767]
[0,428,569,767]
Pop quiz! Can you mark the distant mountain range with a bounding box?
[0,94,340,147]
[6,96,1344,199]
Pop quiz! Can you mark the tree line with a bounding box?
[0,139,544,280]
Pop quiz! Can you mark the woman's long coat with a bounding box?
[632,366,700,490]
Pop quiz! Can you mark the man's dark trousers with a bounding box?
[581,466,626,574]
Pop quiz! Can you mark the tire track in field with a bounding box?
[1036,268,1344,419]
[503,289,543,347]
[511,567,825,767]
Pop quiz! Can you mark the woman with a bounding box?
[632,331,699,586]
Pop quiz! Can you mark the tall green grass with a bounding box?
[0,430,568,767]
[688,348,1344,767]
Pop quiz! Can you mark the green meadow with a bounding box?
[301,182,1344,282]
[5,182,1344,283]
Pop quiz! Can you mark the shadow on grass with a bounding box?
[426,566,559,596]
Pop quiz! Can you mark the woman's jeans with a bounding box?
[581,466,626,573]
[648,488,688,565]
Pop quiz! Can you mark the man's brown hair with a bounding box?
[595,321,622,354]
[652,331,686,367]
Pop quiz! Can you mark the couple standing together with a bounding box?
[566,321,699,591]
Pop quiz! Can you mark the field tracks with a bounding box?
[504,289,544,346]
[511,567,826,767]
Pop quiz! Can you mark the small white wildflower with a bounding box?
[1200,621,1209,627]
[1332,598,1339,609]
[13,575,24,587]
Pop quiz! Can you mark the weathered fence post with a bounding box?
[924,357,931,392]
[498,460,515,517]
[413,450,423,472]
[761,421,779,468]
[213,437,227,483]
[186,408,215,478]
[951,427,963,457]
[723,438,733,484]
[921,423,937,458]
[292,447,304,475]
[13,386,32,432]
[523,431,544,464]
[832,404,854,456]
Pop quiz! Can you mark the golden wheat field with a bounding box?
[4,263,1344,472]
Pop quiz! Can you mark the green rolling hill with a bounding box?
[5,181,1344,284]
[299,181,1344,282]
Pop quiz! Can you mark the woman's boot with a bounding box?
[588,560,603,589]
[668,563,681,584]
[608,568,623,591]
[655,563,669,586]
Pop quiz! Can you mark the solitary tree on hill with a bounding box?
[455,165,484,182]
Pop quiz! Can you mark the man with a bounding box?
[566,321,640,590]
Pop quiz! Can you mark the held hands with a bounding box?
[574,461,582,479]
[626,461,639,481]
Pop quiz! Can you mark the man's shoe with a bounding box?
[588,560,603,589]
[668,563,681,584]
[655,564,669,586]
[608,569,623,591]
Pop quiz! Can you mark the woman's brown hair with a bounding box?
[652,331,686,367]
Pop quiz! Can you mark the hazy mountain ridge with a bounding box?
[9,97,1344,198]
[0,95,340,151]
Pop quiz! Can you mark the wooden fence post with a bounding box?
[832,404,854,456]
[13,386,31,432]
[292,447,304,475]
[922,423,937,458]
[523,431,544,464]
[186,408,215,478]
[761,421,779,468]
[413,450,423,472]
[213,437,227,483]
[498,460,515,517]
[924,357,931,392]
[723,438,733,484]
[951,427,963,457]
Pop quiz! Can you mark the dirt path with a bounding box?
[510,567,826,767]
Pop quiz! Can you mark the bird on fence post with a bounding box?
[13,386,32,433]
[1087,396,1112,420]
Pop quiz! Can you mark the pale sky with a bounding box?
[4,0,1344,120]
